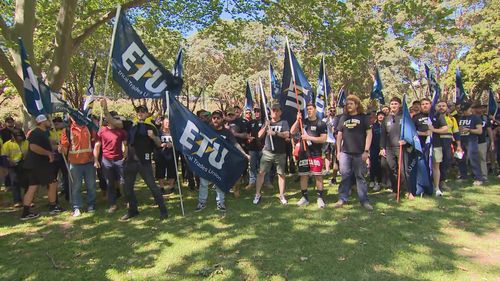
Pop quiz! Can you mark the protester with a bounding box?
[1,128,28,207]
[290,103,327,208]
[335,95,373,210]
[323,106,338,184]
[21,115,64,220]
[245,106,271,190]
[155,118,177,194]
[253,103,290,205]
[101,99,168,220]
[1,116,15,143]
[457,103,485,185]
[369,111,385,191]
[437,100,462,190]
[473,104,494,180]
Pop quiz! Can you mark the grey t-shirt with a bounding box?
[264,119,290,154]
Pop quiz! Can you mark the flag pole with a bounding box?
[286,37,307,150]
[165,91,185,216]
[322,56,328,107]
[397,143,402,203]
[259,77,274,151]
[100,5,122,126]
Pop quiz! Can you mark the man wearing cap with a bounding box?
[458,103,485,185]
[195,110,248,212]
[253,103,290,205]
[226,107,249,196]
[1,116,16,143]
[101,99,168,220]
[245,107,271,190]
[21,115,64,220]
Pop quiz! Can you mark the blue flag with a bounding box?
[280,40,313,126]
[244,81,254,110]
[168,94,248,192]
[337,86,346,108]
[162,48,183,113]
[424,64,440,98]
[83,60,97,116]
[112,12,182,99]
[488,88,497,117]
[19,39,45,116]
[370,68,384,104]
[258,78,271,123]
[455,67,467,106]
[269,63,281,99]
[316,57,331,119]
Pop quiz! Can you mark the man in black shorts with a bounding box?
[21,115,64,220]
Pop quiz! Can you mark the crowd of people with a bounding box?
[0,95,498,221]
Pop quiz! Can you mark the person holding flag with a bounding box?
[437,100,462,190]
[245,106,272,190]
[334,95,373,210]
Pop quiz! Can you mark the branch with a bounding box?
[0,14,12,41]
[0,47,23,95]
[72,0,148,50]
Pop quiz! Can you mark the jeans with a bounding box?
[249,150,270,184]
[459,140,484,181]
[369,148,381,182]
[102,158,124,205]
[198,177,224,204]
[440,138,453,182]
[478,142,488,179]
[70,162,97,210]
[123,161,167,215]
[385,146,409,193]
[338,152,369,204]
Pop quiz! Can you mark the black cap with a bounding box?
[212,110,224,117]
[135,105,148,113]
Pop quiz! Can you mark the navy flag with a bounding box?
[370,68,384,104]
[38,78,66,114]
[112,12,182,99]
[244,81,254,110]
[488,88,497,117]
[424,64,439,98]
[83,60,97,116]
[269,63,281,99]
[455,67,467,106]
[168,95,248,192]
[337,86,346,108]
[280,40,313,126]
[316,56,331,119]
[163,48,183,113]
[19,39,45,116]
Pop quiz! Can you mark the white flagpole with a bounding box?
[100,5,122,125]
[322,56,328,106]
[259,77,274,151]
[165,91,185,216]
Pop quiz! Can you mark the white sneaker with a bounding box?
[373,182,381,192]
[72,209,81,217]
[473,180,484,186]
[297,196,309,206]
[252,194,261,205]
[279,195,288,205]
[435,189,444,197]
[317,197,326,208]
[369,182,375,188]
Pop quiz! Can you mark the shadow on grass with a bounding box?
[0,177,498,280]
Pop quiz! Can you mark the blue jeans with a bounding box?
[198,177,224,204]
[440,138,453,182]
[249,150,270,184]
[338,152,369,204]
[70,162,97,210]
[459,139,484,181]
[123,161,167,216]
[102,158,124,205]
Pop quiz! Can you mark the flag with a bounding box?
[269,63,281,99]
[337,86,346,108]
[488,88,497,117]
[112,12,182,99]
[455,67,467,106]
[83,60,97,116]
[38,78,66,114]
[280,39,313,126]
[66,105,99,132]
[244,81,254,110]
[258,78,271,123]
[316,56,331,119]
[168,94,248,192]
[400,95,432,196]
[162,48,183,113]
[424,64,439,97]
[19,39,45,116]
[370,68,384,104]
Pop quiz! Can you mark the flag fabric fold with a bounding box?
[163,48,183,113]
[19,39,45,116]
[455,67,467,106]
[316,56,331,119]
[244,81,254,110]
[269,63,281,100]
[83,60,97,116]
[370,68,384,104]
[488,88,497,117]
[337,87,346,108]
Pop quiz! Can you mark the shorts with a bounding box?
[259,150,286,175]
[432,147,443,163]
[298,156,324,176]
[25,163,57,186]
[155,156,176,180]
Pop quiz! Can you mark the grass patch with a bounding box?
[0,176,499,280]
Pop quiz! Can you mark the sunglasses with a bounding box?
[212,116,222,120]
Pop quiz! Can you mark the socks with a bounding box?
[22,205,30,215]
[301,189,309,201]
[317,190,324,199]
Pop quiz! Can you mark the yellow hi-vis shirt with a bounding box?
[1,140,28,163]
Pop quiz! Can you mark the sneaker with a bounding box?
[362,202,374,210]
[435,189,444,197]
[216,202,226,212]
[160,187,166,194]
[120,212,138,221]
[373,183,381,192]
[13,203,22,209]
[195,202,206,212]
[253,194,261,205]
[279,195,288,205]
[21,211,40,221]
[72,209,81,217]
[317,197,326,209]
[107,205,118,213]
[49,204,65,214]
[472,180,484,186]
[333,200,345,208]
[87,205,96,213]
[297,196,309,207]
[369,182,375,188]
[160,212,168,220]
[330,178,337,184]
[244,183,255,190]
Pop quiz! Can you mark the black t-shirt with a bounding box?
[337,114,372,154]
[458,115,481,143]
[157,130,174,161]
[247,119,264,151]
[478,115,490,144]
[123,120,159,163]
[24,127,52,169]
[300,118,327,157]
[413,112,447,147]
[215,127,237,145]
[229,118,248,147]
[264,119,290,154]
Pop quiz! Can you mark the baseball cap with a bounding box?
[212,110,224,117]
[226,108,236,115]
[135,105,148,113]
[35,115,48,123]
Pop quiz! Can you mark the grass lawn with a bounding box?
[0,176,499,281]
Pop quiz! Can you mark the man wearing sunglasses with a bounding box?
[245,107,272,190]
